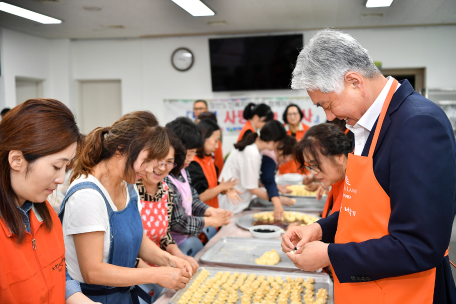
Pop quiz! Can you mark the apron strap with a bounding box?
[368,79,399,159]
[131,285,153,304]
[59,181,113,223]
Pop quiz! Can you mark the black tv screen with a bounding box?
[209,34,303,92]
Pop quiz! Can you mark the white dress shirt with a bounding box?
[346,77,401,156]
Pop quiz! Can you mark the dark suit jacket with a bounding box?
[318,80,456,303]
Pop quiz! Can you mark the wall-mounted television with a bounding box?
[209,34,303,92]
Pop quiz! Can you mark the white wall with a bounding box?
[1,25,455,150]
[0,28,71,109]
[71,39,143,117]
[69,25,456,126]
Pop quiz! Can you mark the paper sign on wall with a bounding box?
[164,97,326,135]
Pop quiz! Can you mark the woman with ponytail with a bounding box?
[59,111,192,304]
[0,99,98,304]
[237,103,274,142]
[219,120,287,218]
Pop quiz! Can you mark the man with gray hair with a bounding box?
[282,29,456,303]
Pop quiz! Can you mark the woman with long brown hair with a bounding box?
[59,111,192,304]
[0,99,96,304]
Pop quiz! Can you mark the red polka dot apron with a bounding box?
[140,181,169,247]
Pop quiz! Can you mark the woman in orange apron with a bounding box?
[0,99,94,304]
[293,123,351,218]
[237,103,274,142]
[197,111,224,175]
[278,104,310,174]
[188,119,241,208]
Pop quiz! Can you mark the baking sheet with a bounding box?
[281,193,323,199]
[236,212,321,231]
[249,197,325,212]
[200,237,298,271]
[169,266,334,304]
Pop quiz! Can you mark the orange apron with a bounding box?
[279,122,310,174]
[194,155,219,208]
[333,79,439,303]
[237,120,255,143]
[322,178,344,218]
[0,202,66,304]
[214,140,224,175]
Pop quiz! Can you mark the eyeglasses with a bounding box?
[304,163,321,173]
[156,161,177,170]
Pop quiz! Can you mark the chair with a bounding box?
[202,226,217,240]
[178,236,204,257]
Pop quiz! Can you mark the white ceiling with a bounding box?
[0,0,455,39]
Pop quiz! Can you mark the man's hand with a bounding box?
[286,241,330,272]
[281,223,322,253]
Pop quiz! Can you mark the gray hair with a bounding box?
[291,29,381,94]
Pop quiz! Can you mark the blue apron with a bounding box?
[60,181,152,304]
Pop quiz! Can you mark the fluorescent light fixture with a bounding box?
[0,2,62,24]
[172,0,215,16]
[366,0,393,7]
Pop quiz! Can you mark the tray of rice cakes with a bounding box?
[236,211,320,231]
[170,267,333,304]
[200,237,298,271]
[249,197,325,212]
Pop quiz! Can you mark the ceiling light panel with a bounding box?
[0,2,61,24]
[366,0,393,8]
[172,0,215,17]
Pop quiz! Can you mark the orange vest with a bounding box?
[194,155,219,208]
[322,178,344,218]
[213,140,224,175]
[333,79,439,303]
[237,120,255,143]
[278,122,310,174]
[0,202,66,304]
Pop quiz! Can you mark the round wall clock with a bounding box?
[171,48,194,72]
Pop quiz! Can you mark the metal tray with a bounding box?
[169,266,334,304]
[200,237,299,271]
[249,197,325,212]
[236,212,321,231]
[281,193,322,199]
